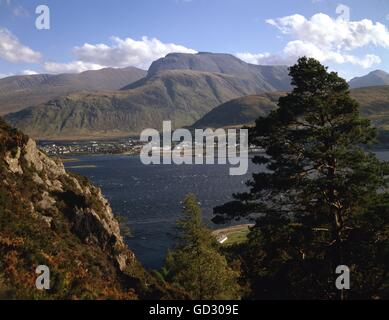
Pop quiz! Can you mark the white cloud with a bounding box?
[0,70,39,79]
[21,69,38,75]
[44,61,105,74]
[43,36,197,74]
[0,73,13,79]
[72,36,197,70]
[0,28,41,63]
[282,40,381,68]
[267,13,389,51]
[236,52,289,65]
[239,13,389,69]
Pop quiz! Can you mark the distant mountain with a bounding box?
[0,67,146,115]
[349,70,389,89]
[192,86,389,132]
[5,69,277,140]
[5,53,293,140]
[192,93,283,129]
[147,52,291,92]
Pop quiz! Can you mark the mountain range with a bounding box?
[0,67,146,115]
[4,53,291,140]
[2,53,389,140]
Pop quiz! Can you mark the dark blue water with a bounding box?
[64,155,257,269]
[64,151,389,269]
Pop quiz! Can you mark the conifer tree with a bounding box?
[214,57,389,299]
[165,194,241,300]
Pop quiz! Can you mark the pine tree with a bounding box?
[214,57,389,299]
[165,194,241,300]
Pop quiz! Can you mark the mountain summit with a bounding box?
[349,70,389,89]
[147,52,291,92]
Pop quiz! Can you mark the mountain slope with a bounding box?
[146,52,291,92]
[0,117,182,299]
[5,69,280,140]
[0,67,146,115]
[4,52,292,140]
[192,86,389,130]
[192,93,282,128]
[349,70,389,89]
[351,85,389,129]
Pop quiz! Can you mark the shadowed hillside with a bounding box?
[192,93,283,128]
[192,86,389,135]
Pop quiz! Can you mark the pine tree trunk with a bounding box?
[328,158,346,300]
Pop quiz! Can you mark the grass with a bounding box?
[212,224,253,246]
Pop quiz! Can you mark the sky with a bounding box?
[1,0,389,80]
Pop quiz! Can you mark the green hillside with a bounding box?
[5,70,280,140]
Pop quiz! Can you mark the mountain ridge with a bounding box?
[147,52,291,92]
[0,67,147,115]
[349,70,389,89]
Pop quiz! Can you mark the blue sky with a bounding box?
[1,0,389,79]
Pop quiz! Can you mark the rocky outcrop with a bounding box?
[0,118,186,299]
[3,136,134,272]
[0,118,158,299]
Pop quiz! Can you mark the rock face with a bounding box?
[19,138,130,269]
[0,118,178,300]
